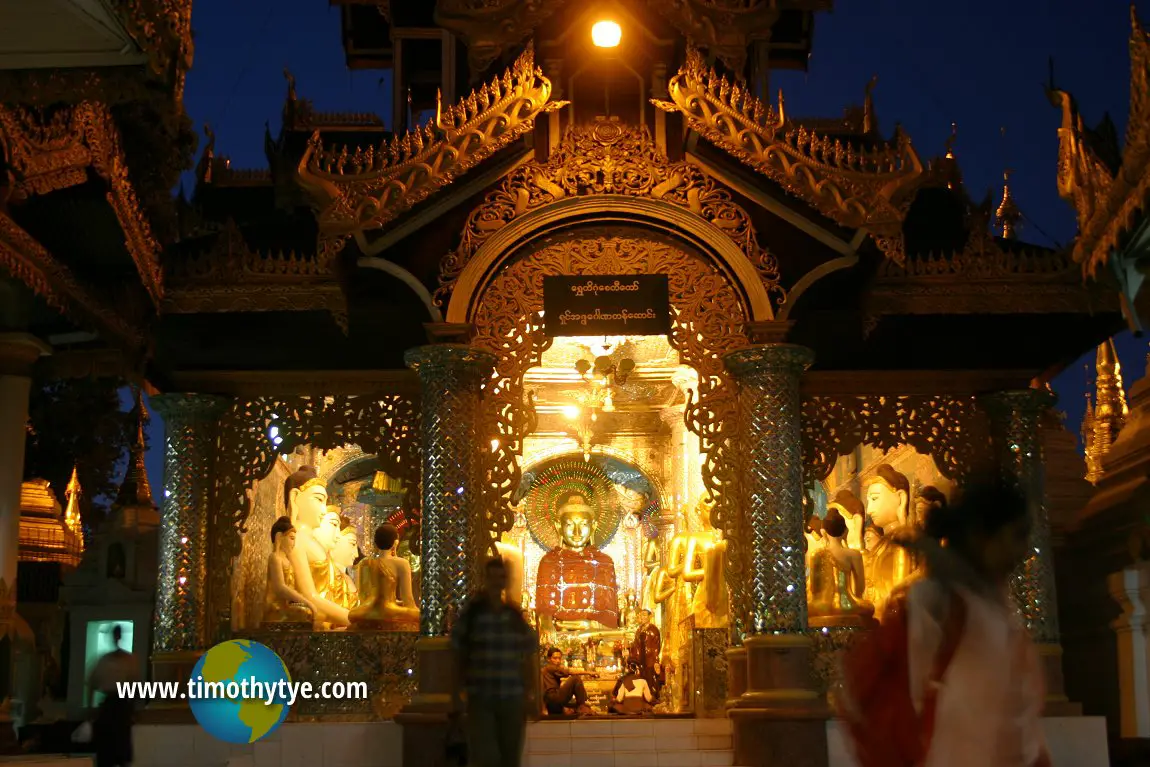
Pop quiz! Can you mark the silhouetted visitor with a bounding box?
[87,625,138,767]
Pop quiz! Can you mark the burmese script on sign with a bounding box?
[542,274,671,337]
[557,308,660,326]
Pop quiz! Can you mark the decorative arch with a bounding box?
[208,394,420,639]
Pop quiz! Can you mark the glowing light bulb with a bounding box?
[591,20,621,48]
[562,405,581,420]
[490,438,501,451]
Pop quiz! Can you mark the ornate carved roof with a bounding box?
[653,49,925,264]
[296,44,566,246]
[1054,7,1150,275]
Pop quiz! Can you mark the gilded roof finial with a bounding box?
[1084,338,1128,483]
[63,465,82,541]
[284,68,297,102]
[863,75,878,135]
[197,124,216,185]
[945,122,957,159]
[996,169,1022,239]
[113,389,154,511]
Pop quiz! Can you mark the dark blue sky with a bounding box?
[143,0,1147,490]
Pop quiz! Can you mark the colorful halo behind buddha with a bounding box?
[521,458,617,551]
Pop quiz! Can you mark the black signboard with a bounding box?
[542,275,672,337]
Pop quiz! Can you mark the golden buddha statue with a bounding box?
[284,467,349,628]
[349,523,419,630]
[689,531,728,629]
[809,509,875,627]
[535,493,620,630]
[262,516,315,626]
[864,464,917,618]
[323,514,360,612]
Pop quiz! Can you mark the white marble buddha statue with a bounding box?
[262,516,315,626]
[864,464,917,617]
[284,466,350,628]
[808,508,875,627]
[349,523,419,630]
[535,493,620,630]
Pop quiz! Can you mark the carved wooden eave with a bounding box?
[653,48,925,265]
[435,0,569,75]
[281,71,387,134]
[0,213,147,350]
[0,102,165,308]
[1056,8,1150,277]
[869,232,1115,315]
[163,220,348,333]
[108,0,194,100]
[295,43,568,262]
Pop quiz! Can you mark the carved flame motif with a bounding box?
[647,0,782,76]
[435,0,569,75]
[653,49,924,264]
[296,43,566,236]
[468,230,752,612]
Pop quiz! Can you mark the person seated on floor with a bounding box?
[613,662,654,715]
[541,647,596,716]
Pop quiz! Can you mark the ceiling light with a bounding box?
[592,20,621,48]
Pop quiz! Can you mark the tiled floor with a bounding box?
[525,718,735,767]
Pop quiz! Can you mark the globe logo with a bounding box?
[188,640,292,744]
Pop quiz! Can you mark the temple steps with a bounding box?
[525,718,736,767]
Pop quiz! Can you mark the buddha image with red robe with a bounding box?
[535,493,620,630]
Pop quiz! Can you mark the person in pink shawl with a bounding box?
[837,475,1051,767]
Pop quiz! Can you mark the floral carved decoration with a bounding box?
[801,395,990,483]
[208,394,420,640]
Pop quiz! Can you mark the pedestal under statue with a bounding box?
[535,494,620,630]
[349,523,419,630]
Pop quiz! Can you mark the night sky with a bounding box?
[141,0,1148,490]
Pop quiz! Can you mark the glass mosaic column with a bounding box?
[405,345,496,637]
[723,344,814,633]
[150,394,227,654]
[981,389,1060,644]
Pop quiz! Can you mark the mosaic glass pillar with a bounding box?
[724,344,814,633]
[405,345,496,637]
[151,394,228,653]
[981,389,1060,645]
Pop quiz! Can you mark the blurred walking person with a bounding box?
[450,556,537,767]
[87,624,139,767]
[838,475,1051,767]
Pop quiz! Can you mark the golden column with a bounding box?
[724,343,829,767]
[0,333,49,733]
[981,388,1078,714]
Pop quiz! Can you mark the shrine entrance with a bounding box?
[441,189,775,716]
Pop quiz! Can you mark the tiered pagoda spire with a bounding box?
[63,465,83,545]
[112,390,155,517]
[1083,338,1129,483]
[996,170,1022,239]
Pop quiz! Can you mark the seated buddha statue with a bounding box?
[864,464,918,618]
[349,523,419,630]
[830,489,866,551]
[535,493,620,630]
[262,516,315,627]
[322,514,360,613]
[284,467,350,628]
[809,509,875,628]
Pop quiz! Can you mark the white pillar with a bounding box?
[0,333,50,715]
[1110,563,1150,737]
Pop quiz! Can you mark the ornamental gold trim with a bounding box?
[653,49,924,264]
[1054,9,1150,277]
[297,43,567,237]
[0,102,164,307]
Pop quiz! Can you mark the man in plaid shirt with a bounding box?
[451,556,537,767]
